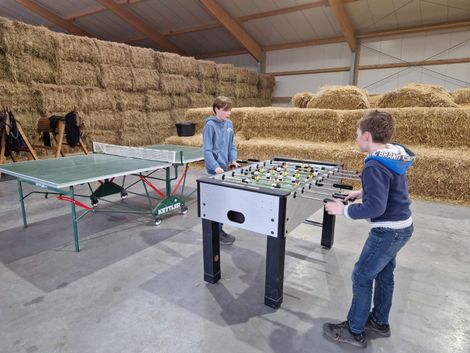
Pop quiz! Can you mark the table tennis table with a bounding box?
[0,142,204,252]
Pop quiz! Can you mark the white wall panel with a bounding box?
[266,42,351,72]
[207,54,259,72]
[273,71,351,97]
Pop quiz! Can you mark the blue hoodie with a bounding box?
[344,144,416,224]
[203,116,237,174]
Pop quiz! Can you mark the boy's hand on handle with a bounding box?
[215,167,225,174]
[345,190,362,202]
[230,161,240,169]
[325,199,345,215]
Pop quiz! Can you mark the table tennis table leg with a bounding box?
[18,179,28,227]
[70,186,80,252]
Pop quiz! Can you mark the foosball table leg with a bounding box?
[264,235,286,309]
[321,208,336,249]
[202,219,221,284]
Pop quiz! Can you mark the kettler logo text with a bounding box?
[158,203,181,215]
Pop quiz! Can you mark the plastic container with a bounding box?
[175,122,196,137]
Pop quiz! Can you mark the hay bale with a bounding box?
[201,79,218,95]
[95,40,132,66]
[114,91,147,111]
[165,133,203,147]
[197,60,217,79]
[236,68,259,85]
[131,47,155,69]
[377,83,458,108]
[57,60,100,86]
[100,64,135,91]
[180,56,199,77]
[146,91,172,111]
[0,19,57,61]
[183,107,245,134]
[237,98,272,107]
[160,73,200,95]
[34,84,85,114]
[9,56,57,84]
[0,80,40,111]
[258,88,272,100]
[0,51,11,81]
[452,88,470,106]
[56,33,99,63]
[218,81,236,97]
[258,74,275,89]
[368,94,382,108]
[291,92,315,108]
[307,85,370,110]
[133,68,159,91]
[155,52,182,74]
[217,64,237,82]
[188,93,214,108]
[170,108,188,123]
[172,95,190,108]
[84,87,116,111]
[235,83,259,98]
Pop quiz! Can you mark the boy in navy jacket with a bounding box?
[323,110,415,348]
[203,96,240,244]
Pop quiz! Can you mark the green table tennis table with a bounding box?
[0,142,204,252]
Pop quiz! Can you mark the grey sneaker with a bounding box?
[220,230,235,245]
[365,316,391,337]
[323,321,367,349]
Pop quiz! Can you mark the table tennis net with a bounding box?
[93,142,178,163]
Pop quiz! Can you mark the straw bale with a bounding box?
[377,83,458,108]
[9,56,57,84]
[160,73,200,95]
[180,56,199,76]
[95,40,132,66]
[155,52,183,74]
[146,91,172,111]
[0,51,11,81]
[188,93,214,108]
[235,83,259,98]
[452,88,470,105]
[86,130,121,145]
[131,47,155,69]
[165,133,203,146]
[170,108,188,122]
[236,68,259,85]
[133,68,159,91]
[241,107,346,141]
[100,64,135,91]
[307,85,370,110]
[197,60,217,79]
[142,110,175,144]
[172,95,190,109]
[0,19,57,61]
[57,60,100,86]
[236,98,271,107]
[218,81,236,97]
[56,33,99,63]
[183,107,246,134]
[291,92,315,108]
[258,74,275,89]
[201,79,218,95]
[35,84,85,114]
[114,91,147,111]
[82,110,120,131]
[259,88,273,100]
[217,64,237,82]
[84,87,116,111]
[368,94,382,108]
[0,80,40,111]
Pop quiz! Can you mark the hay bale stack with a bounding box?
[34,84,85,114]
[217,64,237,82]
[146,91,172,111]
[291,92,315,108]
[95,40,131,66]
[452,88,470,106]
[201,79,218,95]
[183,107,246,134]
[133,68,159,91]
[307,85,370,110]
[8,56,57,84]
[57,60,100,87]
[155,52,182,74]
[56,33,99,64]
[237,68,259,85]
[0,80,40,111]
[84,87,116,111]
[188,93,214,108]
[131,47,155,69]
[100,64,135,91]
[197,60,218,79]
[235,83,259,98]
[180,56,199,77]
[114,91,147,111]
[377,83,458,108]
[160,73,200,95]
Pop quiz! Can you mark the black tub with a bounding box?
[175,122,196,137]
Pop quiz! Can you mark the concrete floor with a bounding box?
[0,169,469,353]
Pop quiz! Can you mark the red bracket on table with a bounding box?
[56,195,92,210]
[172,164,189,195]
[140,175,166,198]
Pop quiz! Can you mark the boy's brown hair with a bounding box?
[212,96,233,114]
[357,110,395,143]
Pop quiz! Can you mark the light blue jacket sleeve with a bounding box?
[228,122,237,163]
[203,122,219,171]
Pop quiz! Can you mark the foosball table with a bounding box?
[197,157,360,308]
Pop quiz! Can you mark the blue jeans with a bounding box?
[347,225,414,334]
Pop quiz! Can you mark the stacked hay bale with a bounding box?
[377,83,458,108]
[291,86,369,109]
[452,88,470,107]
[0,16,274,151]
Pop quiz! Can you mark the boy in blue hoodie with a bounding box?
[203,96,240,245]
[323,110,415,349]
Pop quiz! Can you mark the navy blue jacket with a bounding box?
[346,144,415,222]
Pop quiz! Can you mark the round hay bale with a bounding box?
[377,83,458,108]
[452,88,470,106]
[291,92,315,108]
[306,85,370,110]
